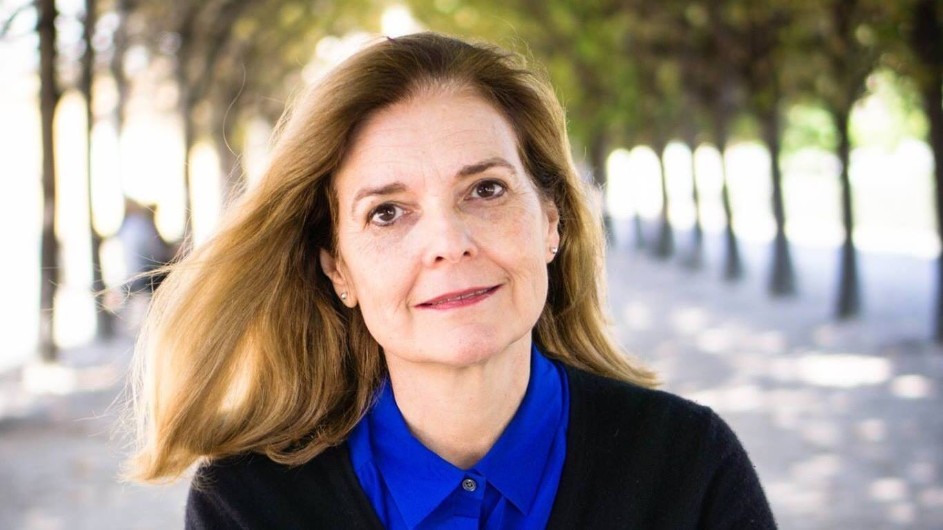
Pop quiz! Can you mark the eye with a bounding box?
[470,180,507,199]
[369,203,404,226]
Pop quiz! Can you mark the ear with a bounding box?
[319,248,357,307]
[544,201,561,262]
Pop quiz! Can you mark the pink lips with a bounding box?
[417,285,500,309]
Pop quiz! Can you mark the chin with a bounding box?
[429,332,530,369]
[377,320,535,372]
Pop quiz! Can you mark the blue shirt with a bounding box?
[348,345,569,530]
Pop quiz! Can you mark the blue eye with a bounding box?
[471,180,506,199]
[369,204,403,226]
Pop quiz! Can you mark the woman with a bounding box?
[126,33,776,528]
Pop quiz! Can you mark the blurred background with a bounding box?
[1,0,941,528]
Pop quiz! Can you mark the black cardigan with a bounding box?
[186,366,777,529]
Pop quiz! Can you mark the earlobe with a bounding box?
[545,202,561,262]
[319,249,355,306]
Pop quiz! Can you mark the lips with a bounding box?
[418,285,500,308]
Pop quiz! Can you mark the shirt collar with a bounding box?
[369,379,464,529]
[366,344,565,526]
[472,345,565,513]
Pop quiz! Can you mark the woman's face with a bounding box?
[320,90,560,372]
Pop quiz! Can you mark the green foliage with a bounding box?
[128,0,378,150]
[783,102,837,154]
[123,0,937,182]
[410,0,641,162]
[851,68,929,149]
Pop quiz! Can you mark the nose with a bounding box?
[419,207,477,266]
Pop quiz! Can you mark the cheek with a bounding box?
[340,236,417,312]
[472,208,551,300]
[337,218,411,274]
[474,202,548,258]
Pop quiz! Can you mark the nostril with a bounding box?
[422,215,477,264]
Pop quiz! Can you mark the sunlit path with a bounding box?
[606,233,942,529]
[1,234,940,528]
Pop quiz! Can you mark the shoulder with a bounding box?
[563,364,722,447]
[563,364,755,474]
[191,447,341,492]
[554,365,776,528]
[185,445,380,529]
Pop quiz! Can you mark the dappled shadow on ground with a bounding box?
[607,237,943,529]
[1,235,941,529]
[0,338,190,530]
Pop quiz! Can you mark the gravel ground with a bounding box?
[1,233,941,529]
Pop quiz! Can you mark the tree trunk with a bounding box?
[37,0,61,362]
[712,100,742,281]
[217,128,240,205]
[653,140,674,259]
[708,11,743,281]
[110,0,129,131]
[925,79,943,341]
[632,211,646,250]
[683,134,704,269]
[171,18,198,253]
[588,131,608,189]
[588,132,614,244]
[719,142,743,281]
[178,72,195,253]
[911,0,943,342]
[216,87,244,207]
[82,0,115,339]
[762,107,796,296]
[834,107,861,318]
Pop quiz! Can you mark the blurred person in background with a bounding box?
[125,33,776,529]
[111,199,171,328]
[117,199,169,295]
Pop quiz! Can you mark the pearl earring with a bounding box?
[340,292,348,301]
[550,246,558,255]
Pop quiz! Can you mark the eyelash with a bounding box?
[366,179,509,227]
[469,179,507,200]
[368,203,404,227]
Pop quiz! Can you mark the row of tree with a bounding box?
[414,0,943,333]
[11,0,366,360]
[8,0,943,361]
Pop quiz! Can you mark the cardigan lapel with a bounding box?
[546,366,596,529]
[320,444,387,529]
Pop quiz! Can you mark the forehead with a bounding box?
[333,91,523,193]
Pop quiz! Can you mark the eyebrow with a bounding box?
[456,156,516,177]
[351,182,408,207]
[349,156,516,215]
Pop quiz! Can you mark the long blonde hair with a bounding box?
[125,32,656,483]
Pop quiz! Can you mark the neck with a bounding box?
[386,338,531,469]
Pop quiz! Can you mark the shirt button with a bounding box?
[461,478,478,492]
